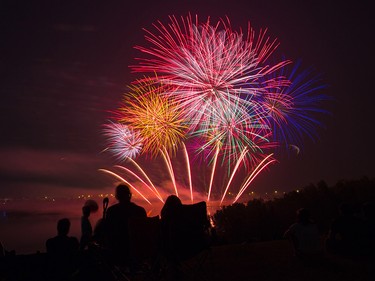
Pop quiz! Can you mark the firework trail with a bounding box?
[233,153,277,203]
[114,165,164,203]
[182,143,194,203]
[160,147,179,197]
[98,168,151,205]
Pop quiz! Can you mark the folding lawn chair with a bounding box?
[162,201,213,281]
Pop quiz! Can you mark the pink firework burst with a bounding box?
[103,122,143,160]
[131,15,290,131]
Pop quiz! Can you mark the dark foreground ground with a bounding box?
[1,240,373,281]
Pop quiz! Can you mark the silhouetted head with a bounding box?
[296,208,311,224]
[82,205,91,217]
[115,184,132,203]
[161,195,182,220]
[165,195,182,208]
[57,218,71,236]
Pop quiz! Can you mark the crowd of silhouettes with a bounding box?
[325,202,375,258]
[40,185,212,280]
[213,178,375,257]
[1,178,374,280]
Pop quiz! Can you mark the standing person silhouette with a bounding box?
[79,199,98,251]
[80,205,93,251]
[105,184,147,266]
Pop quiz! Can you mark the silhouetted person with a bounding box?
[46,218,79,280]
[46,218,79,256]
[363,201,375,258]
[161,194,183,221]
[105,184,147,266]
[160,195,184,279]
[284,208,322,260]
[0,241,4,258]
[160,194,183,256]
[326,203,368,257]
[80,205,93,251]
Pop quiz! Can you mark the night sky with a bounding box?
[1,0,374,201]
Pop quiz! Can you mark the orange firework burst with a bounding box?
[119,79,187,157]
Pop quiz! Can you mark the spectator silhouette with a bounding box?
[160,195,183,257]
[0,241,4,257]
[46,218,79,280]
[363,201,375,258]
[284,208,322,260]
[46,218,79,256]
[105,184,147,266]
[160,195,183,279]
[80,205,93,251]
[326,203,368,257]
[161,194,182,221]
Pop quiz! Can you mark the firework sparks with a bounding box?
[132,15,290,130]
[193,94,272,169]
[98,169,152,205]
[258,61,329,151]
[100,15,329,206]
[103,122,143,160]
[118,79,187,157]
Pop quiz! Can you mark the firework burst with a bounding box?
[258,61,329,151]
[103,122,143,160]
[131,15,290,130]
[193,94,273,169]
[101,15,329,205]
[118,79,188,157]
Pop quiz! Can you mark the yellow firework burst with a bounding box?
[119,79,187,157]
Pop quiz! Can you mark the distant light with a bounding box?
[296,190,299,193]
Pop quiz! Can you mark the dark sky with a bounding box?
[0,0,374,201]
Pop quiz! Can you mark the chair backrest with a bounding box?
[163,201,211,261]
[128,215,161,261]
